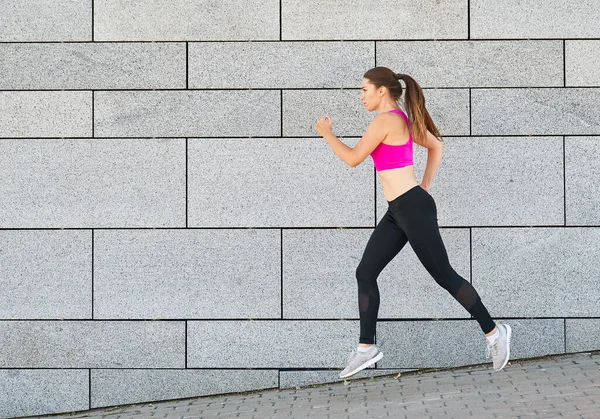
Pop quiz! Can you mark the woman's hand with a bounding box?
[315,116,333,137]
[420,183,430,193]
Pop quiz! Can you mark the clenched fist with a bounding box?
[315,116,333,137]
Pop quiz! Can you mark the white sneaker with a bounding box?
[487,323,512,371]
[339,345,383,378]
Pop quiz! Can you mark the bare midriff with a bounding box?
[378,166,419,202]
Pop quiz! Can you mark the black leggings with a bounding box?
[356,185,496,344]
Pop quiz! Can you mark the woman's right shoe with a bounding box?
[339,345,383,378]
[487,323,512,371]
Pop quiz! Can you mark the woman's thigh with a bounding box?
[357,209,408,278]
[392,194,454,282]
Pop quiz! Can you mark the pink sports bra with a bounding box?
[370,109,414,172]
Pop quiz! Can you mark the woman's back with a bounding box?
[372,109,419,201]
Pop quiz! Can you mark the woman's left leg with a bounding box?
[388,186,511,371]
[391,187,496,334]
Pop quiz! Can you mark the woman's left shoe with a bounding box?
[339,345,383,379]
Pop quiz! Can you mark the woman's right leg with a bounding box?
[355,209,408,344]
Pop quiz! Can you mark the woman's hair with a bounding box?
[363,67,443,145]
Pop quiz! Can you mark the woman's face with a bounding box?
[360,78,381,112]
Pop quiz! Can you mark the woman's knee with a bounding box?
[355,263,376,292]
[431,267,465,296]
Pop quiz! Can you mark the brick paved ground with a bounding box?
[22,351,600,419]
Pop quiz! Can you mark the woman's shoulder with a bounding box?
[368,112,393,129]
[373,110,409,127]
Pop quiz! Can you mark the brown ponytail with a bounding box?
[396,73,442,145]
[363,67,443,146]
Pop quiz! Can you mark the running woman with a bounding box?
[315,67,512,379]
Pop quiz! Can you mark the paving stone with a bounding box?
[23,352,600,419]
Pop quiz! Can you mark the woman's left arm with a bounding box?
[420,130,444,192]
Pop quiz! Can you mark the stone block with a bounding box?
[566,41,600,87]
[472,228,600,317]
[189,41,373,88]
[94,229,280,319]
[0,321,185,368]
[377,40,562,87]
[0,369,88,419]
[0,0,91,41]
[471,1,600,38]
[0,43,186,89]
[95,91,280,137]
[282,0,467,40]
[95,0,279,41]
[0,92,91,138]
[0,139,185,228]
[566,319,600,352]
[188,138,374,227]
[187,320,358,368]
[472,88,600,135]
[0,230,91,319]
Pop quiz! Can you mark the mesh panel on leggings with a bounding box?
[360,285,379,311]
[359,294,370,312]
[358,285,380,343]
[455,281,479,310]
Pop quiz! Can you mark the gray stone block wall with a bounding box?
[1,1,599,418]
